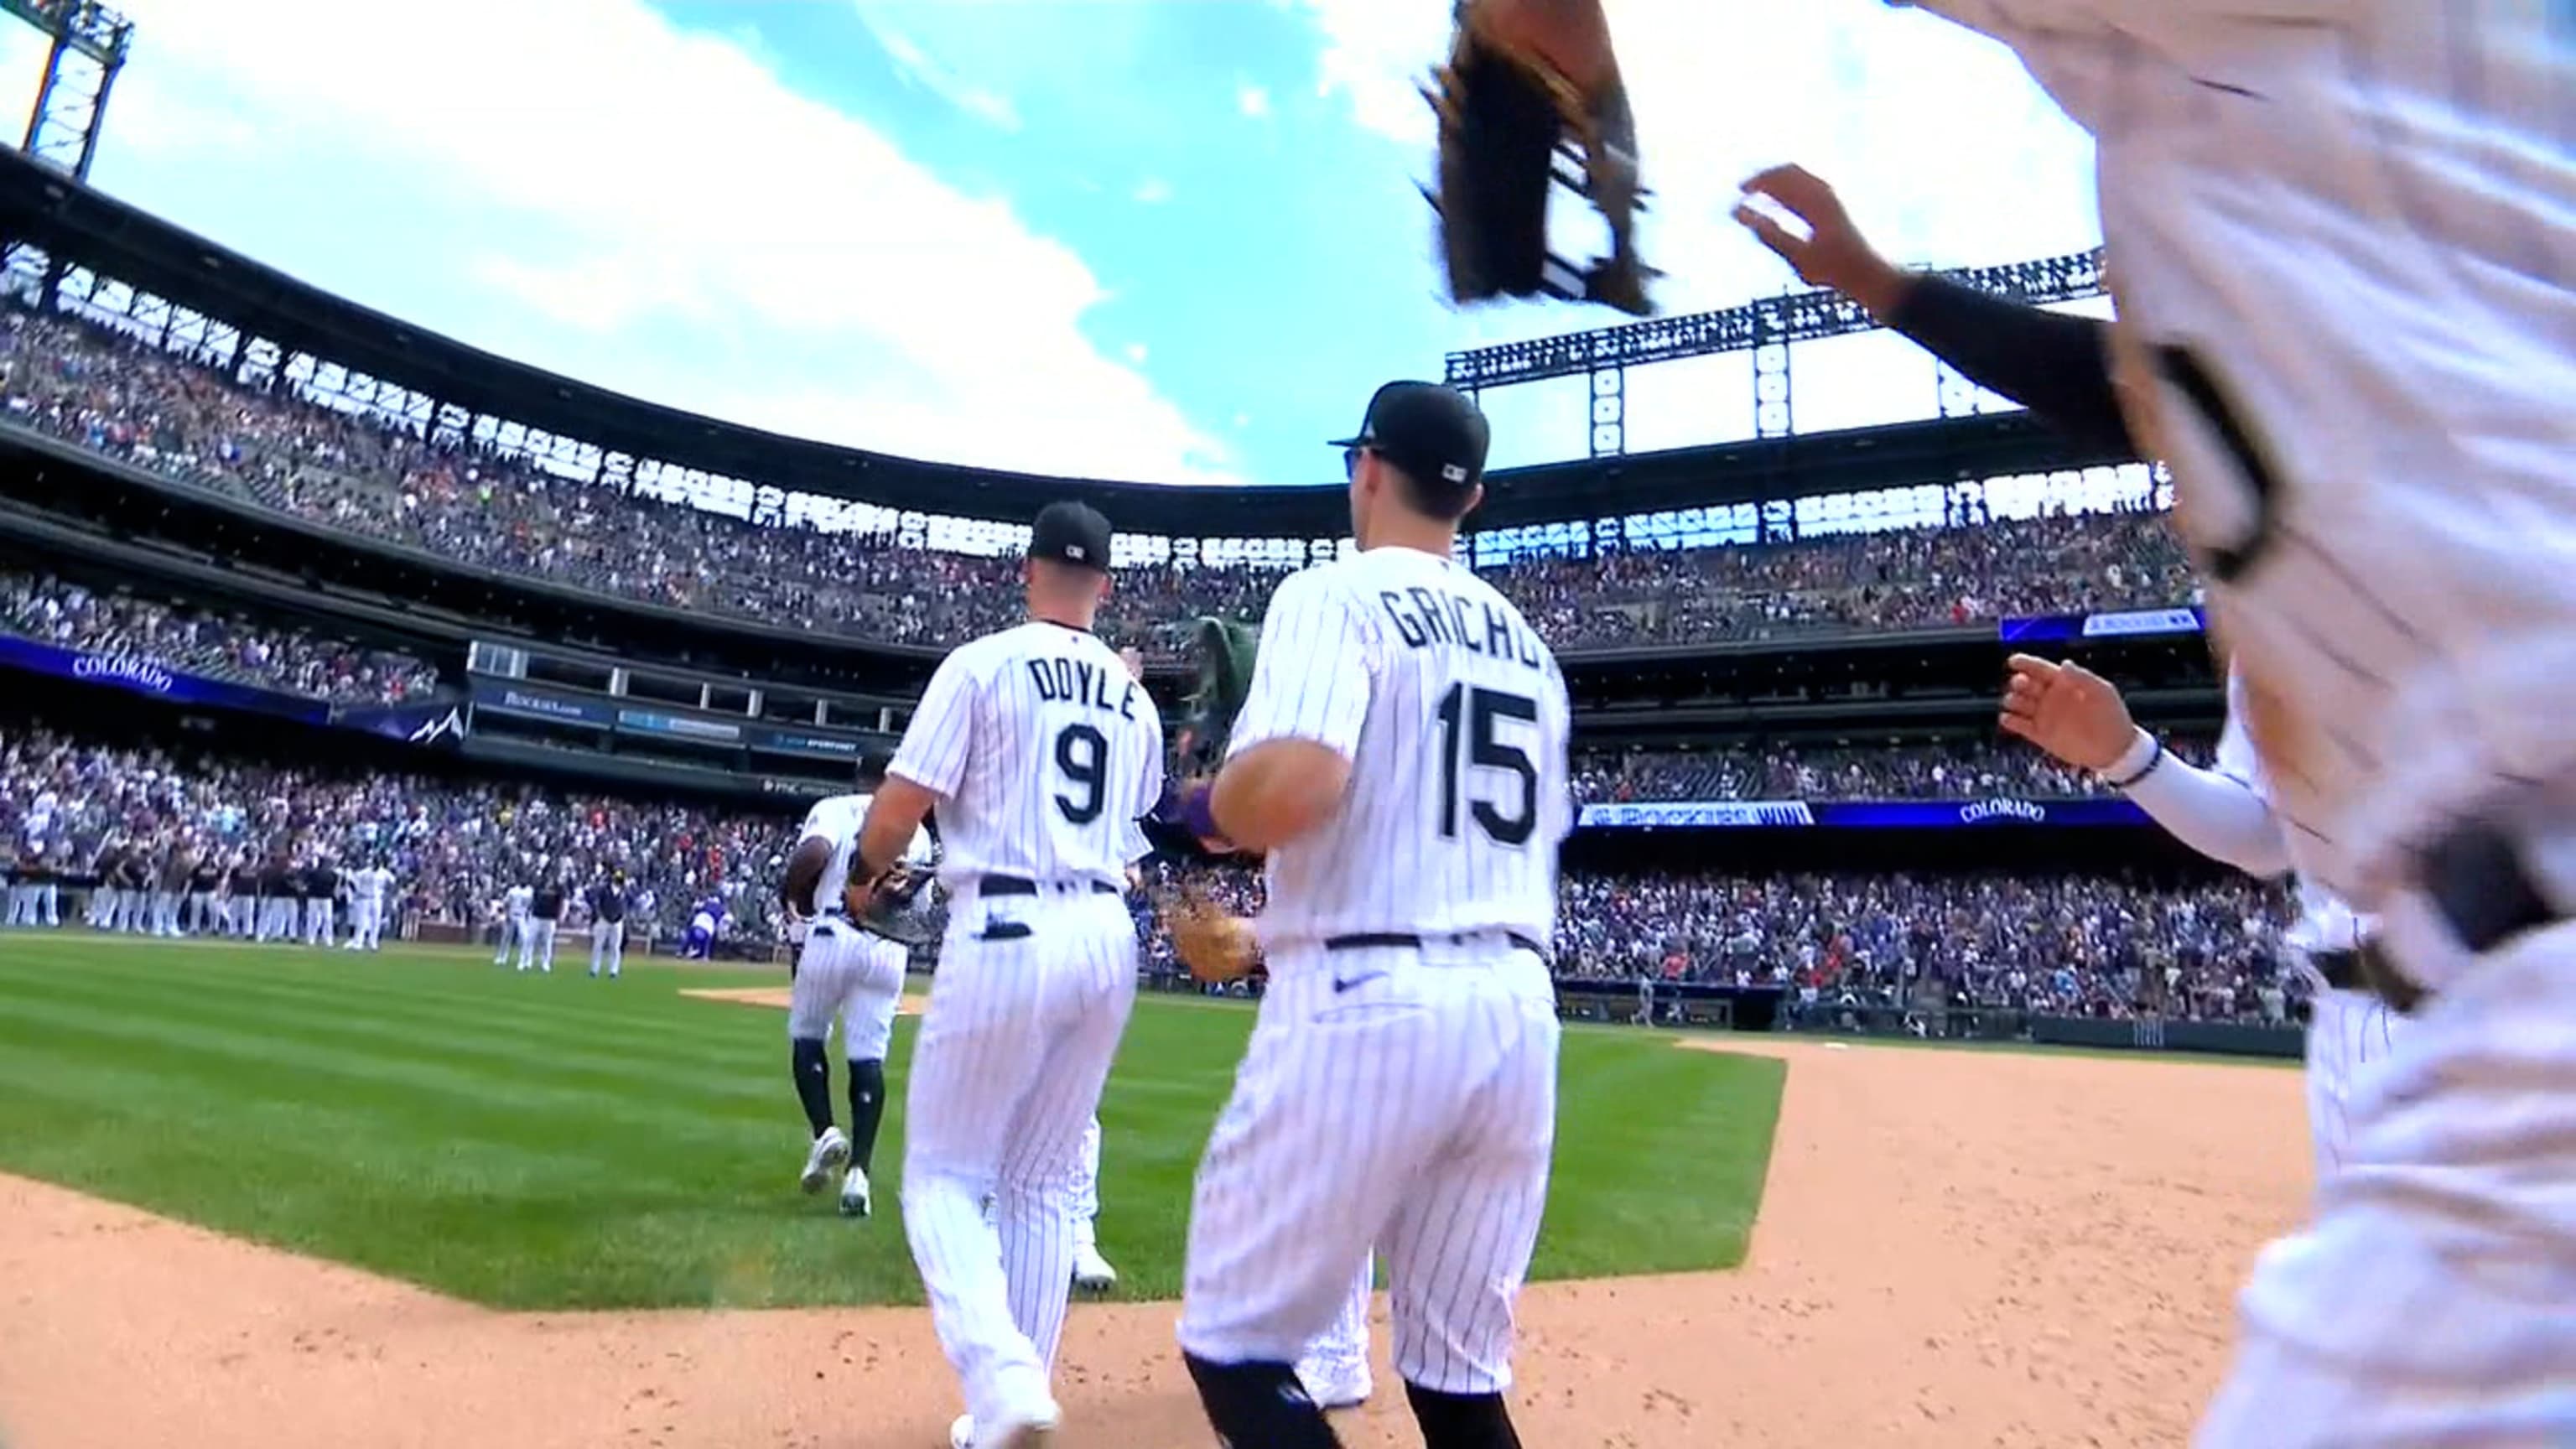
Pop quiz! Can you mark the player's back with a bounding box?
[800,792,934,911]
[1256,548,1571,949]
[902,621,1162,891]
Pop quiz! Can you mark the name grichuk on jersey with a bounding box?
[799,792,938,911]
[890,621,1165,891]
[1230,547,1573,953]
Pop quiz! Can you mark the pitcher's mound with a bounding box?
[680,986,930,1015]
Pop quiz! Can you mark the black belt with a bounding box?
[980,875,1119,896]
[1325,930,1549,962]
[2356,820,2569,1015]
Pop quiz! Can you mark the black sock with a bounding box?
[791,1036,834,1138]
[1182,1353,1340,1449]
[845,1057,887,1174]
[1403,1383,1520,1449]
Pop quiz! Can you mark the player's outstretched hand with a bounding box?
[1999,653,2137,773]
[1732,164,1909,319]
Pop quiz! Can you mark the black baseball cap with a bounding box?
[1029,500,1114,572]
[1330,381,1490,498]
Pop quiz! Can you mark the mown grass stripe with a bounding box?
[0,938,1780,1307]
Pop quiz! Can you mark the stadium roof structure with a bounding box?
[0,147,2128,538]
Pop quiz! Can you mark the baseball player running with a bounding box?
[779,768,936,1218]
[851,500,1162,1449]
[1674,3,2576,1437]
[2002,659,2400,1189]
[1170,380,1569,1449]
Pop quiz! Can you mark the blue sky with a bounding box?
[0,0,2104,491]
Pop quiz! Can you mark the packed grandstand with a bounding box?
[0,149,2286,1031]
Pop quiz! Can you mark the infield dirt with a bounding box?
[0,1036,2306,1449]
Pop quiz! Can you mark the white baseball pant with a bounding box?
[257,897,294,942]
[519,919,558,973]
[185,892,218,935]
[1294,1255,1375,1394]
[1071,1115,1103,1254]
[112,888,143,934]
[1178,937,1559,1396]
[2199,899,2576,1446]
[346,899,383,951]
[902,884,1137,1432]
[5,883,35,926]
[302,898,333,947]
[150,890,179,937]
[2301,985,2406,1193]
[588,921,625,977]
[493,917,522,965]
[787,921,906,1060]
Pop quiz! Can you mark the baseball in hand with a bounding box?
[1997,653,2137,772]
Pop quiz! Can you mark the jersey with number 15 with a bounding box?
[889,621,1165,892]
[1228,548,1571,951]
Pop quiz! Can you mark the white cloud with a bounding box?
[1236,80,1272,118]
[1288,0,2100,319]
[39,0,1234,485]
[1132,176,1174,205]
[858,13,1022,132]
[1124,343,1149,365]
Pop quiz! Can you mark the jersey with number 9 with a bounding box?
[887,621,1166,892]
[1228,548,1571,949]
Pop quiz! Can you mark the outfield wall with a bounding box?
[1547,979,2305,1060]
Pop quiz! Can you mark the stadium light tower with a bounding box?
[5,0,132,182]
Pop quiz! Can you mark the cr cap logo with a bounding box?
[1441,463,1467,483]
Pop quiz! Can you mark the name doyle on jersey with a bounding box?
[1376,587,1545,670]
[1026,656,1146,719]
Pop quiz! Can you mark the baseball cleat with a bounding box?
[1296,1359,1373,1411]
[948,1398,1059,1449]
[799,1126,851,1194]
[1070,1244,1118,1291]
[838,1165,871,1218]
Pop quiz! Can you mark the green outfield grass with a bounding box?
[0,937,1783,1310]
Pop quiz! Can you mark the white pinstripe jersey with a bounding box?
[1905,0,2576,906]
[2211,672,2368,977]
[888,621,1165,892]
[1229,547,1572,950]
[797,792,937,912]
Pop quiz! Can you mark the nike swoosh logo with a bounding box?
[1332,971,1384,994]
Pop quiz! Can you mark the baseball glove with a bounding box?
[1162,882,1259,984]
[1422,0,1656,317]
[1176,615,1260,782]
[846,863,938,948]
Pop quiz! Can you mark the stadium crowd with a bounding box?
[7,719,2293,1024]
[1572,735,2218,804]
[0,305,2198,657]
[1,569,443,707]
[1140,857,2294,1026]
[0,724,787,947]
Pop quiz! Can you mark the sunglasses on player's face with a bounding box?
[1342,445,1372,480]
